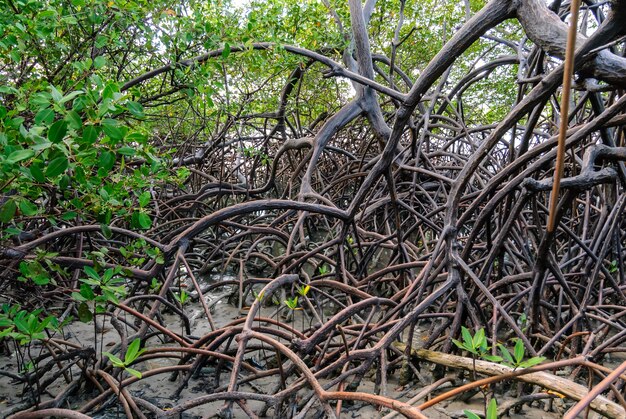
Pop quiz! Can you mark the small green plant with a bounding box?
[284,296,302,338]
[252,290,265,302]
[0,304,60,402]
[453,327,545,370]
[497,339,545,369]
[296,284,310,297]
[453,327,502,362]
[103,338,145,379]
[609,260,618,274]
[175,289,188,306]
[71,265,128,355]
[284,296,300,311]
[71,266,128,318]
[454,328,544,419]
[317,264,329,275]
[103,338,145,417]
[149,277,161,293]
[345,235,358,256]
[465,398,498,419]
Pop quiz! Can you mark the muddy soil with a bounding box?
[0,292,573,418]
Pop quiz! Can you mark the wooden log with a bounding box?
[394,343,626,419]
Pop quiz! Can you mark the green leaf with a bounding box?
[473,328,485,349]
[30,165,45,182]
[99,151,116,170]
[84,266,100,281]
[498,344,514,365]
[126,101,144,118]
[487,398,498,419]
[83,125,99,143]
[103,351,125,367]
[464,410,481,419]
[59,90,84,104]
[138,191,150,208]
[0,200,17,223]
[125,338,143,363]
[125,368,142,379]
[101,224,113,239]
[137,212,151,229]
[31,274,50,285]
[48,120,68,143]
[6,149,34,164]
[50,85,63,103]
[34,108,55,125]
[514,339,524,364]
[79,283,95,300]
[461,326,473,348]
[59,174,70,190]
[519,356,545,368]
[118,146,135,156]
[77,302,93,322]
[452,339,465,350]
[19,200,38,216]
[222,42,231,59]
[61,211,77,220]
[45,156,69,177]
[93,56,106,69]
[481,354,504,363]
[65,110,82,129]
[102,119,126,141]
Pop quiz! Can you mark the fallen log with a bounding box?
[394,343,626,419]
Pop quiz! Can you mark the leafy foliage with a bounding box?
[103,338,145,379]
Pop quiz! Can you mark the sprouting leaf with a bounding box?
[473,328,485,349]
[486,398,498,419]
[481,354,504,363]
[452,339,466,350]
[284,296,299,310]
[498,344,514,366]
[464,410,481,419]
[519,356,545,368]
[103,351,124,367]
[297,284,310,297]
[125,338,144,363]
[125,368,142,379]
[514,339,525,364]
[461,327,474,349]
